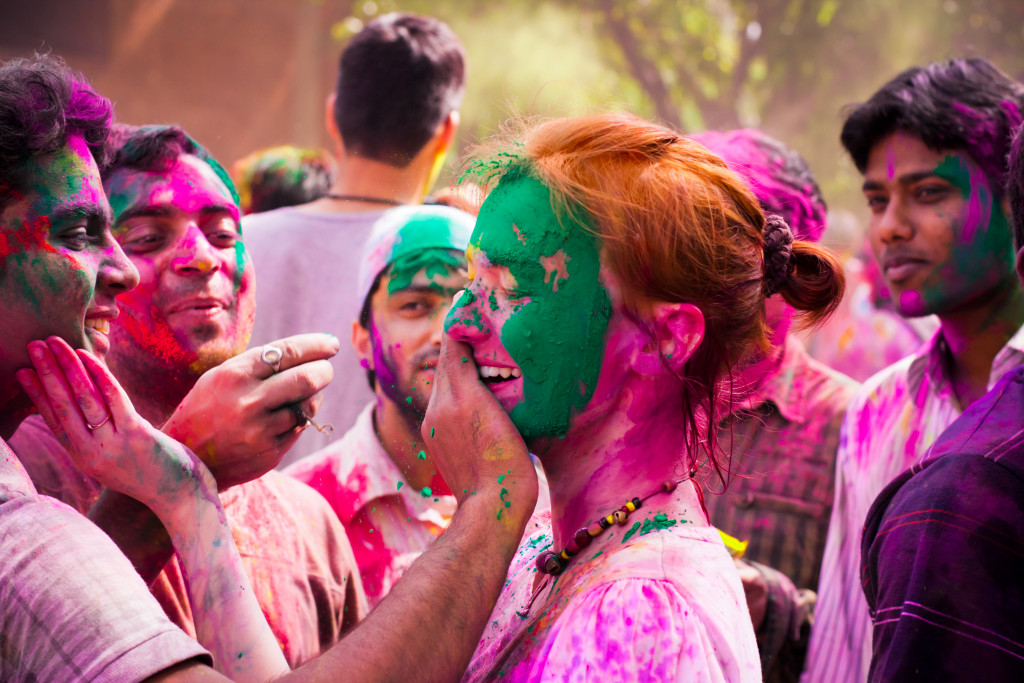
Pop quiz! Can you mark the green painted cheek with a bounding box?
[233,241,248,291]
[476,175,611,439]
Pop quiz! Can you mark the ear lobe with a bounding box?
[631,302,704,377]
[352,319,373,371]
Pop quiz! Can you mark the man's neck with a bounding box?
[938,277,1024,408]
[307,156,430,212]
[112,363,191,428]
[374,397,449,495]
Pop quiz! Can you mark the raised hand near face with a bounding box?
[161,333,339,489]
[422,321,537,521]
[16,336,215,514]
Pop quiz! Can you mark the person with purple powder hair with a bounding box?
[694,129,860,683]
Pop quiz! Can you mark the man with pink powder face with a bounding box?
[805,58,1024,683]
[12,122,369,667]
[694,129,860,683]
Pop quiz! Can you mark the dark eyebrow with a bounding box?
[50,204,111,229]
[115,202,240,228]
[862,171,943,193]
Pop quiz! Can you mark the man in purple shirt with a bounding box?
[860,122,1024,680]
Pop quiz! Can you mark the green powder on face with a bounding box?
[488,290,499,311]
[449,174,612,439]
[429,427,435,437]
[421,487,432,497]
[396,481,403,490]
[497,474,506,484]
[405,396,412,404]
[417,450,427,460]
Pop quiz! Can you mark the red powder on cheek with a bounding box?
[0,215,57,259]
[116,304,198,367]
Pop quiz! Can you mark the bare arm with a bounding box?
[17,337,289,681]
[284,333,538,682]
[87,334,338,583]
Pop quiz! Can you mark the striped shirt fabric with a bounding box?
[804,324,1024,683]
[861,365,1024,680]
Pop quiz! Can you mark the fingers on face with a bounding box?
[76,349,134,420]
[16,368,66,441]
[251,333,341,379]
[26,338,110,435]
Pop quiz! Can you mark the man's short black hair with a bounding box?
[1008,123,1024,251]
[102,123,239,206]
[0,54,112,212]
[841,58,1024,200]
[334,12,466,168]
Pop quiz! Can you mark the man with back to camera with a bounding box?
[805,58,1024,683]
[244,12,467,465]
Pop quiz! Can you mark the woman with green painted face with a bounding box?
[445,113,845,682]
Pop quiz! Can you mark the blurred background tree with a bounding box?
[2,0,1022,225]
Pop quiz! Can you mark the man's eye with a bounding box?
[399,301,430,314]
[865,195,888,213]
[914,186,949,202]
[120,233,164,252]
[207,231,239,248]
[62,226,90,250]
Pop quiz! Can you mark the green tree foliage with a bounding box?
[333,0,1024,212]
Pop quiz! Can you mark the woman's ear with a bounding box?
[631,302,705,377]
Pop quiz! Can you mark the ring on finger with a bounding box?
[261,345,283,373]
[86,414,111,431]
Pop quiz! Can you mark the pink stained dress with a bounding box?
[463,496,761,683]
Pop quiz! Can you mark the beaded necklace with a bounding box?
[535,465,702,577]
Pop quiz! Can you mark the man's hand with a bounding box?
[162,333,339,489]
[422,331,537,520]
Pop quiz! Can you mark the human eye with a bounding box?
[60,224,91,251]
[913,184,951,203]
[203,215,240,248]
[864,193,888,214]
[117,224,165,254]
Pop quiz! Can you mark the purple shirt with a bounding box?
[861,365,1024,681]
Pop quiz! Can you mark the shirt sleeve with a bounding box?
[803,397,874,683]
[864,454,1024,682]
[516,578,752,683]
[0,493,210,682]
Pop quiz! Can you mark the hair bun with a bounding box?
[762,214,794,297]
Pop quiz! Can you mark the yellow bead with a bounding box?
[605,515,615,526]
[560,550,570,561]
[626,501,636,512]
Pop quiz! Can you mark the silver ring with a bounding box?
[261,345,283,373]
[86,414,111,431]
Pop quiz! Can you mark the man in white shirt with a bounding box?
[805,57,1024,683]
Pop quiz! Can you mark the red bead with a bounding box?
[573,528,593,549]
[662,479,678,493]
[565,539,580,555]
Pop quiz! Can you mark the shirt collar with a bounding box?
[335,404,456,525]
[906,320,1024,398]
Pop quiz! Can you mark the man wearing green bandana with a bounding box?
[287,206,502,607]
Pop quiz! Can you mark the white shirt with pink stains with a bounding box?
[464,505,761,683]
[805,322,1024,683]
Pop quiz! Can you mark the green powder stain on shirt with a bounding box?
[621,521,642,543]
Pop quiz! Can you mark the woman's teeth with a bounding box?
[85,319,110,334]
[479,365,522,381]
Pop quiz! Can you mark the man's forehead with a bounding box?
[107,153,239,221]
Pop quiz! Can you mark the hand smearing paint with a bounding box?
[422,332,537,521]
[162,332,339,489]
